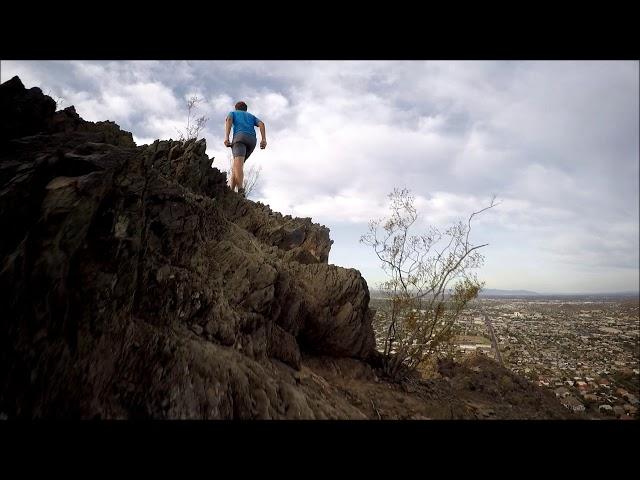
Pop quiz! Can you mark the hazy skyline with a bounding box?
[2,60,638,294]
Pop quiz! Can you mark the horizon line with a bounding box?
[368,287,640,296]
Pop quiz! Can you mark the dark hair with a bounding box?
[235,101,248,111]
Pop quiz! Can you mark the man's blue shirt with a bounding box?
[228,110,260,137]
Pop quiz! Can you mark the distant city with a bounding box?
[370,288,640,298]
[478,289,640,298]
[370,293,640,419]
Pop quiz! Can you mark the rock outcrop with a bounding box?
[0,76,377,419]
[0,76,572,419]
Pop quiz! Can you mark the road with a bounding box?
[478,302,504,366]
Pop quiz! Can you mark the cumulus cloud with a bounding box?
[1,60,637,293]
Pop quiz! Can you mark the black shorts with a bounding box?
[231,132,257,161]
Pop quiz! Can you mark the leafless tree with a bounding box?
[46,90,65,110]
[176,95,208,141]
[361,188,499,379]
[243,164,262,198]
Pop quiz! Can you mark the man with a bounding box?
[224,101,266,197]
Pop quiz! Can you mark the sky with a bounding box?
[2,60,638,294]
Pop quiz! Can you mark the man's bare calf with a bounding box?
[230,155,245,191]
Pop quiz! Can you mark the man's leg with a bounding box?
[229,158,236,190]
[230,138,247,192]
[233,156,245,191]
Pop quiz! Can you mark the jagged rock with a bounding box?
[0,77,376,418]
[0,76,56,142]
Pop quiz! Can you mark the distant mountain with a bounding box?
[370,288,542,298]
[479,289,540,296]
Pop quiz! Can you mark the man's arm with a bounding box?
[224,115,232,147]
[258,121,267,149]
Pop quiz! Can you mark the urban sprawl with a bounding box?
[370,295,639,419]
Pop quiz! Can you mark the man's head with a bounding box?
[235,101,248,111]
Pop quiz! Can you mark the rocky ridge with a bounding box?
[0,76,572,419]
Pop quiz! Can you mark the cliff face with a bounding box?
[0,76,572,419]
[0,76,377,418]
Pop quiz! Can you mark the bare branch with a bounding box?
[177,95,209,141]
[362,188,498,379]
[465,195,499,250]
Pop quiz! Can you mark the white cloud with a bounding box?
[211,94,233,112]
[2,59,637,292]
[248,92,289,121]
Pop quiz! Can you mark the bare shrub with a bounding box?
[45,90,65,110]
[176,95,208,141]
[361,188,498,379]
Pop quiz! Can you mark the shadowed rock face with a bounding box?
[0,76,56,143]
[0,76,377,419]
